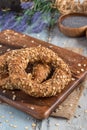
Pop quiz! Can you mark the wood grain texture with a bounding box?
[0,30,87,119]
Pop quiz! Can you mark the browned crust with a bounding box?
[0,46,72,97]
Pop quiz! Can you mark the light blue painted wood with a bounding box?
[0,24,87,130]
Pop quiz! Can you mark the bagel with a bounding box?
[0,46,72,97]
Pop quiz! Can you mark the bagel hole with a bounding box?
[25,63,34,74]
[25,62,55,82]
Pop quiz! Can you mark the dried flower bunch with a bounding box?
[54,0,87,14]
[0,0,58,33]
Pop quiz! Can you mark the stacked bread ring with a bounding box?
[0,46,72,97]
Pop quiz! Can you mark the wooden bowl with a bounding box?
[58,13,87,37]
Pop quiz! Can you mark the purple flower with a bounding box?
[31,11,42,24]
[2,16,16,30]
[21,2,33,9]
[32,21,48,33]
[14,23,28,32]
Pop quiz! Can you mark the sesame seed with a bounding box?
[13,125,17,128]
[2,90,6,93]
[83,64,86,67]
[70,104,73,107]
[71,78,75,81]
[31,40,34,43]
[5,120,9,123]
[32,123,36,127]
[14,33,18,35]
[0,45,2,47]
[9,112,13,114]
[48,37,51,42]
[49,45,53,48]
[30,107,34,110]
[1,116,5,118]
[25,126,29,130]
[77,71,80,74]
[12,91,15,94]
[78,63,81,67]
[12,95,16,100]
[9,124,13,127]
[81,68,84,72]
[55,123,59,126]
[23,34,26,37]
[38,44,41,47]
[7,48,11,52]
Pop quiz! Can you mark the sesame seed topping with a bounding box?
[0,45,2,47]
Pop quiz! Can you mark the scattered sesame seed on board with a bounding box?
[7,48,11,52]
[83,64,86,67]
[78,63,81,67]
[49,45,53,48]
[5,120,9,123]
[12,95,16,101]
[55,123,59,126]
[2,90,6,93]
[32,123,36,127]
[81,68,84,72]
[31,40,34,43]
[77,71,80,74]
[25,126,29,130]
[30,107,34,110]
[9,112,13,114]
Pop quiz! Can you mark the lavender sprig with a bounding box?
[21,2,33,9]
[32,20,48,33]
[31,11,42,24]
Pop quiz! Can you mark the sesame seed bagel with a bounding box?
[0,46,72,97]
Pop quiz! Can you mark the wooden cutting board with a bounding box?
[0,30,87,120]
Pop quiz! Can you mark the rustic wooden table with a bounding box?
[0,25,87,130]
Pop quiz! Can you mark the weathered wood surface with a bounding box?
[0,25,87,130]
